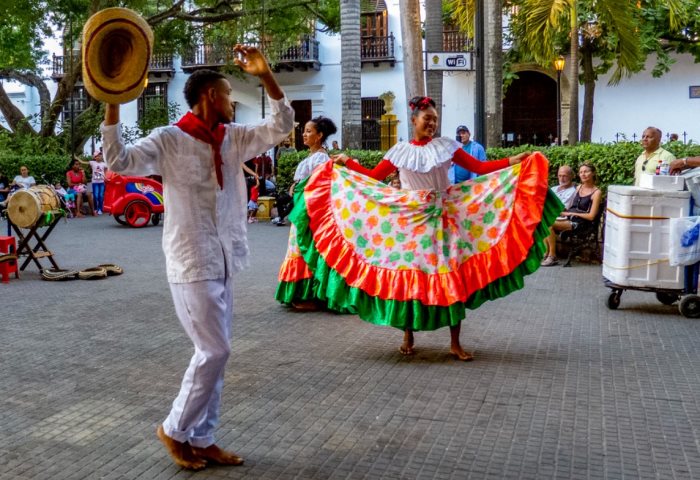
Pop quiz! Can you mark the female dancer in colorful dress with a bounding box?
[276,116,338,310]
[286,97,562,360]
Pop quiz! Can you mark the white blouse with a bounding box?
[101,96,295,283]
[293,151,330,181]
[384,137,460,191]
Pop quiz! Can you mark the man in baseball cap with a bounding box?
[450,125,487,183]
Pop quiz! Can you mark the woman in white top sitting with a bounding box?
[12,165,36,189]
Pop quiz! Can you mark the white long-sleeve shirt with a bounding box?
[101,96,294,283]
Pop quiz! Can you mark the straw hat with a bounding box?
[82,7,153,104]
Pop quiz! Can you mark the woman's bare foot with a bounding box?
[399,330,415,355]
[450,345,474,361]
[192,444,244,466]
[156,425,207,470]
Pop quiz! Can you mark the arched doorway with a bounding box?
[502,71,557,147]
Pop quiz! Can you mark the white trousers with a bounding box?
[162,277,233,448]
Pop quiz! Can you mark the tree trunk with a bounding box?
[424,0,443,136]
[399,0,425,138]
[580,42,595,143]
[484,0,503,148]
[340,0,362,149]
[567,2,579,145]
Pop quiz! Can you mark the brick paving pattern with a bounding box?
[1,216,700,479]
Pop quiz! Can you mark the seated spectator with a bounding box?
[552,165,577,209]
[12,165,36,190]
[0,169,10,203]
[54,182,76,217]
[264,174,276,193]
[542,163,602,267]
[254,152,274,195]
[332,140,340,150]
[541,165,577,262]
[66,159,95,217]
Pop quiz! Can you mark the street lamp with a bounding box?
[554,56,565,146]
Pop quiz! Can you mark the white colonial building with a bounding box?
[7,0,700,152]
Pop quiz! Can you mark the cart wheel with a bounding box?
[151,213,161,226]
[124,200,151,228]
[114,215,127,226]
[607,291,621,310]
[656,292,679,306]
[679,295,700,318]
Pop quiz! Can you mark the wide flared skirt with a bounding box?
[276,153,563,330]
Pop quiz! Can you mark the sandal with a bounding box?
[98,263,124,276]
[78,267,108,280]
[41,268,78,281]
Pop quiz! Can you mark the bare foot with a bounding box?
[450,345,474,362]
[192,444,244,466]
[291,301,318,311]
[399,330,415,355]
[76,213,84,218]
[398,344,415,355]
[156,425,207,470]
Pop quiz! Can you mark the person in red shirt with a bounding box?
[247,183,259,223]
[66,158,95,217]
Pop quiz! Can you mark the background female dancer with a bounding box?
[275,116,338,310]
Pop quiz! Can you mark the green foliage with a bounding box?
[0,126,67,155]
[137,100,181,137]
[276,148,384,192]
[275,142,700,196]
[488,142,700,192]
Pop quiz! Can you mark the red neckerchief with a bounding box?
[410,137,433,146]
[175,112,226,189]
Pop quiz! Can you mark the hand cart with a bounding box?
[604,263,700,318]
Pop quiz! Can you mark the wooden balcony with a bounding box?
[51,52,174,79]
[181,37,321,73]
[443,30,474,52]
[361,33,395,67]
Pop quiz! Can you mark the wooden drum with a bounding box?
[7,185,60,228]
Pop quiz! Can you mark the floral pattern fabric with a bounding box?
[331,164,521,274]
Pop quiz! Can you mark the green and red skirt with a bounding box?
[275,153,563,330]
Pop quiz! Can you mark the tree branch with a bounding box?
[0,80,37,135]
[147,0,186,26]
[148,0,314,26]
[0,69,52,128]
[42,56,82,137]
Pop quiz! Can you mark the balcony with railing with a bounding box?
[51,52,174,79]
[181,37,321,72]
[361,33,395,67]
[443,30,474,52]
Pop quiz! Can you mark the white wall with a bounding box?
[589,53,700,143]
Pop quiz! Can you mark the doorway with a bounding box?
[291,100,312,151]
[502,71,557,146]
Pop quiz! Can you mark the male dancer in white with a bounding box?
[101,45,294,470]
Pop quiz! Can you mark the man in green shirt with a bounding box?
[634,126,675,186]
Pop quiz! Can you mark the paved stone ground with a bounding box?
[2,215,700,480]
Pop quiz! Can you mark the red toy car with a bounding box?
[103,173,164,227]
